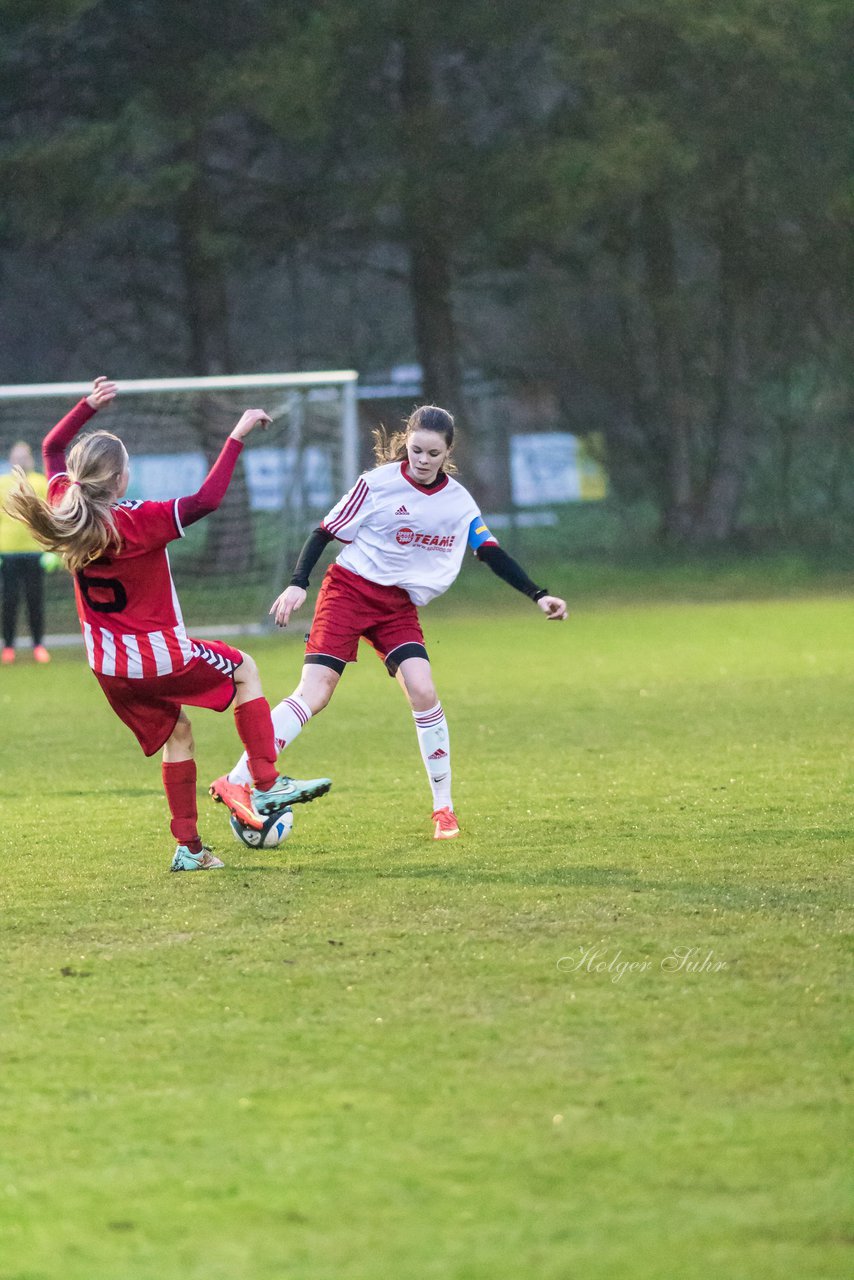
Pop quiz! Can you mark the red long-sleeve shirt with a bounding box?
[44,399,244,678]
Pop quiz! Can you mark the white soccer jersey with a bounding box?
[321,461,498,605]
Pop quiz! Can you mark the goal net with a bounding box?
[0,371,359,638]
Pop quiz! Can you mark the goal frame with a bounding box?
[0,369,361,634]
[0,370,361,493]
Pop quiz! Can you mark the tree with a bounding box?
[481,0,852,541]
[222,1,538,475]
[0,1,279,568]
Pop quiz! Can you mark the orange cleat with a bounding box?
[209,774,263,830]
[33,645,51,664]
[1,647,15,665]
[432,807,460,840]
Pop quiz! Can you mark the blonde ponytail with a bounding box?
[3,431,127,574]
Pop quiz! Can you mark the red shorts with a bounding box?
[306,563,425,667]
[95,638,244,756]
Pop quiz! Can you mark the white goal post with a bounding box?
[0,370,360,488]
[0,370,360,634]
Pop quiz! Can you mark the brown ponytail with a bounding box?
[3,431,127,574]
[372,405,457,472]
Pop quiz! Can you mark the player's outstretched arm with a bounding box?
[475,541,567,620]
[177,409,270,528]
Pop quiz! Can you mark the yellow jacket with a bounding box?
[0,469,48,554]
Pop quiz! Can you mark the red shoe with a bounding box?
[33,645,51,664]
[1,647,14,665]
[433,807,460,840]
[209,774,262,830]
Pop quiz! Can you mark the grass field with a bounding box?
[0,588,851,1279]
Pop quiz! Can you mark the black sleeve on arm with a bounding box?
[475,542,548,601]
[289,526,335,589]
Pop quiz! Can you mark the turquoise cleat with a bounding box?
[170,845,225,872]
[251,774,332,816]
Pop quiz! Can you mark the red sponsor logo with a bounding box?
[395,528,456,551]
[428,747,448,760]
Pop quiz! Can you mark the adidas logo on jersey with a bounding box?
[428,747,448,760]
[395,505,410,515]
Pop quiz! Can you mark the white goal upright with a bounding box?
[0,370,360,634]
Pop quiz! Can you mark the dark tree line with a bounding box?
[1,0,850,543]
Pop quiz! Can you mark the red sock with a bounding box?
[234,697,278,790]
[162,759,202,851]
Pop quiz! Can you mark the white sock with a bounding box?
[413,702,452,811]
[229,694,313,786]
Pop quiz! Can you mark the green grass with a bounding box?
[0,591,851,1279]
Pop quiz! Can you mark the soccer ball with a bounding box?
[230,808,294,849]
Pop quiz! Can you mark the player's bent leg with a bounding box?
[233,649,264,704]
[296,658,343,714]
[162,710,194,762]
[249,660,337,815]
[212,665,335,824]
[214,660,341,806]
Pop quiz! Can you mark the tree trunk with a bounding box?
[638,193,694,541]
[398,24,473,478]
[694,191,751,543]
[174,155,254,574]
[608,217,669,512]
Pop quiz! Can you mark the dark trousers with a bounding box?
[1,553,45,648]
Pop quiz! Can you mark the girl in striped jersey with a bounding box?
[212,405,567,841]
[4,376,331,872]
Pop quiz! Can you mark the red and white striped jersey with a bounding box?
[321,461,498,605]
[49,474,193,679]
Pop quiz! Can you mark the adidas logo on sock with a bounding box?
[275,737,287,752]
[395,505,409,516]
[428,747,448,760]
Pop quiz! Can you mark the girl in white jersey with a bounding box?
[211,406,567,840]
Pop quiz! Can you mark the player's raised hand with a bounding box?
[537,594,568,621]
[231,409,272,440]
[270,585,306,628]
[86,376,118,410]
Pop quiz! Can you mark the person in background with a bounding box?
[0,441,56,664]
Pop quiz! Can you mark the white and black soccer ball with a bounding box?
[230,808,294,849]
